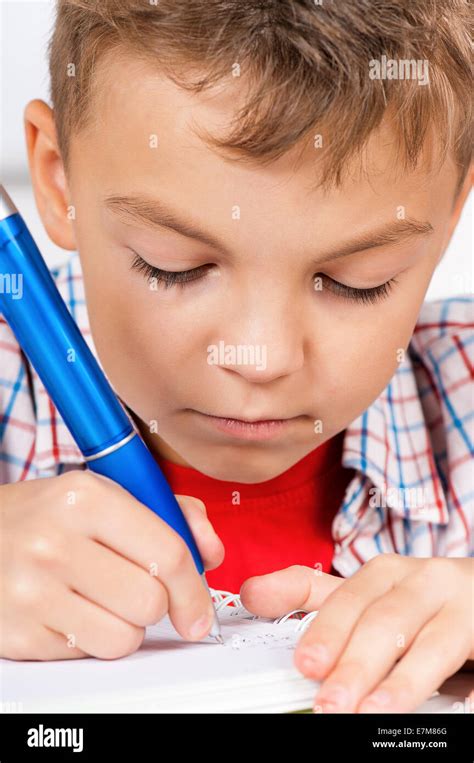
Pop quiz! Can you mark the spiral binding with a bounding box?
[209,588,319,633]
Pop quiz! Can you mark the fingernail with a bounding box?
[298,644,329,673]
[314,684,349,712]
[189,612,212,639]
[359,690,392,712]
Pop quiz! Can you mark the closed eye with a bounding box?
[130,252,213,288]
[129,251,397,304]
[315,273,397,304]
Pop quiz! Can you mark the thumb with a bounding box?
[175,494,225,572]
[239,565,345,618]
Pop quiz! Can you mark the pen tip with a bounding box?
[214,634,225,645]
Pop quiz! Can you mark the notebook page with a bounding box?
[1,607,321,713]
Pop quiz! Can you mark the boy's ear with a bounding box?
[23,99,76,251]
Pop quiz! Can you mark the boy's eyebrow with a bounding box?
[104,194,229,252]
[320,218,434,263]
[103,193,434,262]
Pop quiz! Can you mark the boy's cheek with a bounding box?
[321,325,404,417]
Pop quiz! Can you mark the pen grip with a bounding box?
[87,434,205,574]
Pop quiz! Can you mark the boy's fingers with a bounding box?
[73,475,219,639]
[176,494,207,517]
[239,565,345,619]
[63,535,169,628]
[294,555,417,672]
[357,606,471,713]
[4,622,89,662]
[310,574,445,712]
[92,479,225,569]
[43,581,146,660]
[175,495,225,571]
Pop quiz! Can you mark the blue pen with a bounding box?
[0,184,223,644]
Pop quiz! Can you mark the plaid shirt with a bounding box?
[1,251,473,577]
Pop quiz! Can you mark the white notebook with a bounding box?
[0,589,466,714]
[1,589,321,714]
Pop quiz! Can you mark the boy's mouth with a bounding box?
[190,410,305,441]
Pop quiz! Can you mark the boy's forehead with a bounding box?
[75,51,457,216]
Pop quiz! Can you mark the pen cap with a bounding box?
[0,187,134,457]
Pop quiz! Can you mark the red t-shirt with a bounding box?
[156,431,354,594]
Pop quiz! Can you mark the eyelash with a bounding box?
[130,253,397,304]
[130,253,211,288]
[317,274,397,304]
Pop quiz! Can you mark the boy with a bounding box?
[0,0,472,714]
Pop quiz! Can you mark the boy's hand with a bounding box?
[0,470,224,661]
[239,555,474,713]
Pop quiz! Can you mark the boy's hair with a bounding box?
[49,0,472,188]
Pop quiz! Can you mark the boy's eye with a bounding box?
[130,252,212,289]
[129,252,397,304]
[316,273,397,304]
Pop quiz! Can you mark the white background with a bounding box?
[1,0,472,298]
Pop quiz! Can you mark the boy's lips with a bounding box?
[190,409,305,441]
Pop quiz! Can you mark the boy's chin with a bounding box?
[179,446,304,483]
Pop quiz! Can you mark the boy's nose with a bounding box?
[209,315,305,384]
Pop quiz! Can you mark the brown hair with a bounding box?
[48,0,472,187]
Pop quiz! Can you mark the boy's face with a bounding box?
[29,53,466,482]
